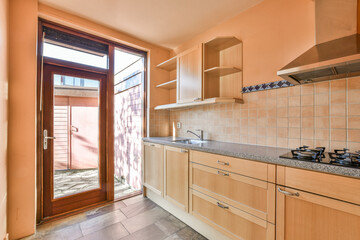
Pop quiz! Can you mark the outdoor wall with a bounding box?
[7,0,38,239]
[0,0,8,239]
[114,85,142,191]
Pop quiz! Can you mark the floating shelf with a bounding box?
[204,36,242,51]
[154,97,243,110]
[204,66,241,77]
[156,80,177,89]
[156,56,177,71]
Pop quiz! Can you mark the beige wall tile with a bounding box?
[315,81,329,94]
[331,129,346,142]
[348,90,360,104]
[331,117,346,129]
[348,129,360,142]
[302,117,314,128]
[301,128,314,139]
[315,117,330,129]
[330,104,346,116]
[315,129,330,140]
[289,118,301,128]
[301,106,314,117]
[315,105,329,117]
[330,79,346,92]
[347,76,360,90]
[330,91,346,104]
[315,93,329,106]
[348,116,360,129]
[289,106,301,117]
[348,104,360,116]
[289,128,301,139]
[301,84,314,95]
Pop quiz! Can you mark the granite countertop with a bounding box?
[143,137,360,179]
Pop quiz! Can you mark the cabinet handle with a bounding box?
[193,97,201,101]
[180,149,188,153]
[217,202,229,209]
[217,171,229,176]
[277,187,299,197]
[149,144,156,147]
[217,160,229,166]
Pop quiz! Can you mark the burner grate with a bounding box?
[291,146,325,161]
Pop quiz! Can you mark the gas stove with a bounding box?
[280,146,360,169]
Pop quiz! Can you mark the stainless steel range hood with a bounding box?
[278,0,359,84]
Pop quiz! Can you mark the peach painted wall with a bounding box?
[173,0,315,87]
[7,0,38,239]
[38,4,172,137]
[0,0,8,239]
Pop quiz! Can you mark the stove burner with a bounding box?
[291,145,325,161]
[328,148,360,166]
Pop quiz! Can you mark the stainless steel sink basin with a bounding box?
[172,139,208,145]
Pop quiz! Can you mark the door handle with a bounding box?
[71,126,79,132]
[193,97,201,101]
[277,187,299,197]
[43,129,56,150]
[217,202,229,209]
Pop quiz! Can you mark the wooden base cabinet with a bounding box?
[276,186,360,240]
[276,166,360,240]
[143,142,164,196]
[164,146,189,211]
[190,189,275,240]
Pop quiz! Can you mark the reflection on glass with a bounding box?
[53,74,100,199]
[44,43,108,69]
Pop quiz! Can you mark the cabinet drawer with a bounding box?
[190,162,275,223]
[191,151,275,182]
[190,189,275,240]
[277,166,360,205]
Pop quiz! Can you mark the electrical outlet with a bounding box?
[176,122,181,129]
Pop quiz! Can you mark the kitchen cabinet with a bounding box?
[143,142,164,196]
[276,166,360,240]
[177,44,203,103]
[154,36,243,110]
[189,151,275,240]
[164,146,189,211]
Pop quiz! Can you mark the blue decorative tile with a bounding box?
[242,80,294,93]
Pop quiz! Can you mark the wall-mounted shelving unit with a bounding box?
[154,36,243,110]
[156,79,177,89]
[203,36,243,101]
[156,56,178,105]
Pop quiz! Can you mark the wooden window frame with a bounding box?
[36,19,148,223]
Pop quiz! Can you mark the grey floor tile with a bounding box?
[155,215,186,236]
[80,210,127,235]
[77,222,129,240]
[86,201,127,219]
[120,198,156,218]
[43,224,83,240]
[122,194,145,206]
[119,224,167,240]
[121,206,170,234]
[173,226,207,240]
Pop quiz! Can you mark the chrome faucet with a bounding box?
[187,129,204,141]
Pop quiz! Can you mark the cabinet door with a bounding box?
[276,186,360,240]
[143,142,164,196]
[190,189,275,240]
[177,44,203,103]
[164,146,189,211]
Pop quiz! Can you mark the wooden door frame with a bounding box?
[36,19,148,223]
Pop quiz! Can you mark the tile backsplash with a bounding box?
[168,76,360,151]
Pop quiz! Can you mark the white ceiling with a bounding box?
[39,0,263,49]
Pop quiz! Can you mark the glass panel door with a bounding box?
[43,64,107,218]
[53,75,100,198]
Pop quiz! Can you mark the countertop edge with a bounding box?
[143,137,360,179]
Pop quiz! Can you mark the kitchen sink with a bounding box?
[172,139,208,145]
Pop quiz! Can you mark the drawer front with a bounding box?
[190,189,275,240]
[277,166,360,205]
[190,162,275,223]
[191,151,275,182]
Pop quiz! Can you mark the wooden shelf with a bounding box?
[156,56,177,71]
[204,66,241,77]
[204,37,242,51]
[156,80,177,89]
[154,97,243,110]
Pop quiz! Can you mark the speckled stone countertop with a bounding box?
[143,137,360,179]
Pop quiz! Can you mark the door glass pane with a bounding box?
[53,74,100,199]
